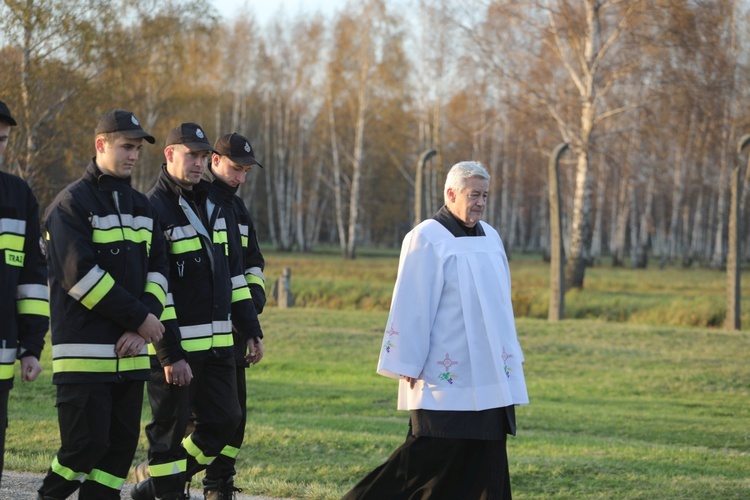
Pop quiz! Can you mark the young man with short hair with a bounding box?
[201,132,266,498]
[38,109,168,499]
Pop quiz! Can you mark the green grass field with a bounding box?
[6,252,750,498]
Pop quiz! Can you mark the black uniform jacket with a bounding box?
[147,166,262,367]
[0,171,48,390]
[44,160,171,384]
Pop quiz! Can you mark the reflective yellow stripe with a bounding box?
[92,227,152,246]
[80,273,116,310]
[220,445,240,459]
[50,456,86,483]
[144,282,167,307]
[87,467,125,490]
[0,233,24,251]
[149,460,186,478]
[212,332,233,348]
[182,434,215,465]
[245,274,264,287]
[241,235,249,247]
[53,356,149,373]
[160,305,176,321]
[16,298,50,316]
[232,287,251,303]
[181,332,233,352]
[0,364,14,381]
[147,344,156,355]
[170,237,202,254]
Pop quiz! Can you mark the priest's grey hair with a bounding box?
[444,161,490,203]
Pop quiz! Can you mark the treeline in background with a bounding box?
[2,0,750,280]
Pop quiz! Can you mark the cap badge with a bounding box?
[196,128,205,139]
[244,142,251,153]
[131,115,139,126]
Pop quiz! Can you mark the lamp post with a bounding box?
[414,148,437,227]
[726,134,750,330]
[549,142,569,322]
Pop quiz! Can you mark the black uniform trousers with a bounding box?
[204,364,247,483]
[0,389,8,486]
[145,353,241,497]
[38,381,145,499]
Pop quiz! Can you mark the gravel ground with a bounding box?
[0,471,284,499]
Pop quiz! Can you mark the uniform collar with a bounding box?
[204,165,238,200]
[157,164,209,205]
[86,158,132,191]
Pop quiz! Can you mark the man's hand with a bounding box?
[164,359,193,386]
[403,376,417,389]
[245,337,264,365]
[115,332,146,358]
[137,313,164,343]
[20,356,42,382]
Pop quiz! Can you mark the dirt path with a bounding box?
[0,470,284,499]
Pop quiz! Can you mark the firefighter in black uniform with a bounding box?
[37,110,169,500]
[0,100,48,487]
[201,132,266,499]
[131,123,263,500]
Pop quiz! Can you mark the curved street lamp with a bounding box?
[549,142,569,322]
[726,134,750,330]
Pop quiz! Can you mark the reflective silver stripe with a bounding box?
[238,224,249,237]
[179,198,211,242]
[213,320,232,333]
[245,267,265,281]
[0,348,16,363]
[90,214,154,231]
[165,293,174,306]
[53,343,148,358]
[69,266,107,301]
[0,218,25,235]
[213,217,227,231]
[178,320,232,339]
[179,323,212,339]
[166,224,198,241]
[16,284,49,300]
[147,272,168,292]
[231,275,246,289]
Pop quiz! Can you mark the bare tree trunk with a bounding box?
[688,190,705,266]
[327,86,347,257]
[628,171,639,268]
[500,130,512,240]
[636,167,654,268]
[612,162,630,267]
[263,98,278,248]
[345,76,368,260]
[590,158,607,264]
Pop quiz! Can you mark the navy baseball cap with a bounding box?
[0,100,17,126]
[95,110,155,144]
[213,133,263,168]
[166,122,213,151]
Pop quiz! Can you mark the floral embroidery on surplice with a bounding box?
[502,347,513,378]
[383,323,399,353]
[437,352,459,385]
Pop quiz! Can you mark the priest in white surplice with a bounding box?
[344,161,528,500]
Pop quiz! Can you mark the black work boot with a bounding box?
[130,477,156,500]
[203,477,242,500]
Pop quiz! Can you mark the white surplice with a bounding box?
[377,219,529,411]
